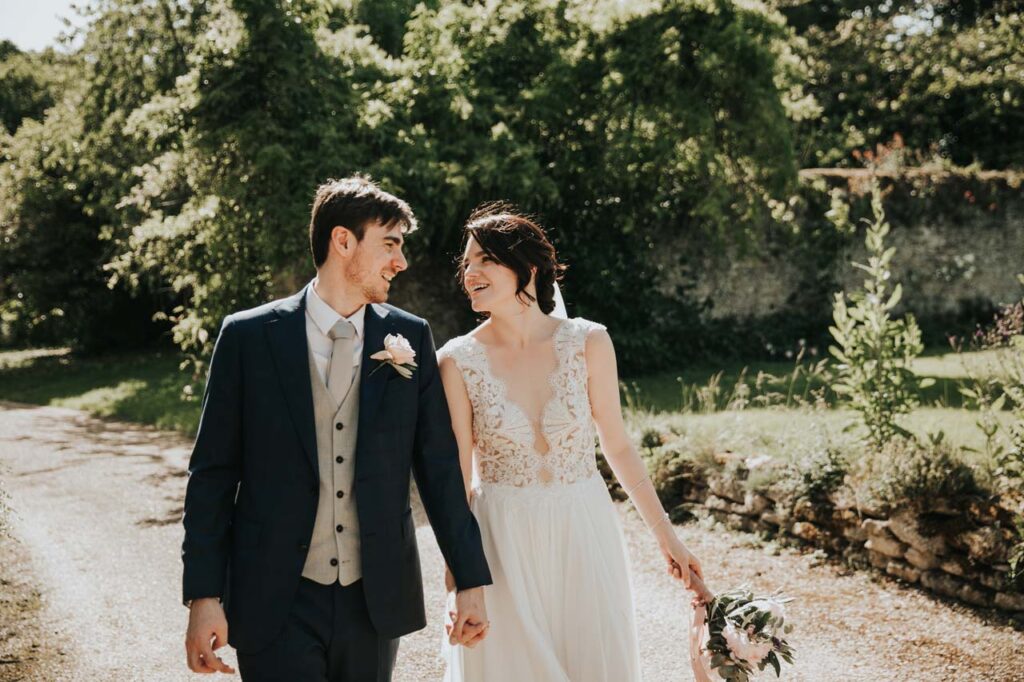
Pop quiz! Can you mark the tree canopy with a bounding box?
[1,0,1018,371]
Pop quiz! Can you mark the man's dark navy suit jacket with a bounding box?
[181,287,491,653]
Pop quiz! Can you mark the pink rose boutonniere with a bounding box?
[369,333,417,379]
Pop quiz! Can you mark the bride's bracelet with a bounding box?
[646,512,672,532]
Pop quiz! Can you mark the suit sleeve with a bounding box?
[181,317,243,604]
[411,321,492,590]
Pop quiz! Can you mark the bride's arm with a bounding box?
[438,352,475,499]
[586,329,707,591]
[438,351,476,593]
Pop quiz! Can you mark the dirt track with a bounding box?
[1,402,1022,681]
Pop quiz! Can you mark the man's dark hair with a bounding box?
[459,203,566,315]
[309,176,417,267]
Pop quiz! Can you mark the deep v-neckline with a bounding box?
[467,319,568,457]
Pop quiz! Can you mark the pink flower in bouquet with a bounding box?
[722,622,773,667]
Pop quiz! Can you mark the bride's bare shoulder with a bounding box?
[465,321,495,345]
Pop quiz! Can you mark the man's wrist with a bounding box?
[185,596,221,609]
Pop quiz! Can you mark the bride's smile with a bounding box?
[461,237,524,314]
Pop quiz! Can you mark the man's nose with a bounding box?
[393,250,408,272]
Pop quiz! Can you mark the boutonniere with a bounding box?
[369,333,418,379]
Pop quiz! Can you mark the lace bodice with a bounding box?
[440,318,606,488]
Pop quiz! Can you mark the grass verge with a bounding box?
[0,347,200,435]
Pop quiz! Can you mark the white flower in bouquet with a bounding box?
[721,622,773,667]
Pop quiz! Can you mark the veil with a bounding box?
[551,281,568,319]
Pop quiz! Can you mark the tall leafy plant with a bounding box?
[828,179,933,448]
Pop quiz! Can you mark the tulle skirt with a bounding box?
[443,475,642,682]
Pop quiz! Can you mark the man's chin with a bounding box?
[363,286,389,304]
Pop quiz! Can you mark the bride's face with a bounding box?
[462,237,520,314]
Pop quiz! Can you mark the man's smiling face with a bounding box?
[345,220,408,304]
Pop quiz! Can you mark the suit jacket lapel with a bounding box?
[358,303,392,438]
[265,287,319,478]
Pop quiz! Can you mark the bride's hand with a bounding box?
[659,532,704,589]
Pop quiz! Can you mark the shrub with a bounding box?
[771,446,848,508]
[639,429,721,514]
[859,435,984,512]
[959,275,1024,493]
[828,178,933,448]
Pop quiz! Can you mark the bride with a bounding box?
[438,205,707,681]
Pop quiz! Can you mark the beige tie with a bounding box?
[326,319,355,404]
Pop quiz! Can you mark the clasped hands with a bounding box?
[445,585,489,648]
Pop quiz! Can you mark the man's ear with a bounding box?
[330,225,355,258]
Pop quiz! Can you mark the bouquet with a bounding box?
[688,576,795,681]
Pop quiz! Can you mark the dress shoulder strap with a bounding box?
[551,318,607,374]
[568,317,606,337]
[562,317,607,351]
[438,334,483,372]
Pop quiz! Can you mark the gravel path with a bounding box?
[1,401,1022,681]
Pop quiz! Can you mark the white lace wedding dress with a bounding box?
[440,318,642,682]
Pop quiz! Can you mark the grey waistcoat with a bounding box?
[301,347,362,585]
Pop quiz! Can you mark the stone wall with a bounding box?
[663,169,1024,335]
[670,459,1024,616]
[366,169,1024,354]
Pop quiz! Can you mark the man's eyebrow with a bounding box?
[383,234,404,246]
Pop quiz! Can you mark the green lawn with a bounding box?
[0,347,200,434]
[0,345,1009,459]
[625,405,1010,468]
[623,347,1008,414]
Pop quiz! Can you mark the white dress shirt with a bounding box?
[305,281,365,386]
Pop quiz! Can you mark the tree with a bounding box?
[108,0,394,367]
[0,42,66,134]
[377,0,806,370]
[0,0,205,350]
[787,1,1024,168]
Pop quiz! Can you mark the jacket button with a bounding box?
[336,490,344,499]
[336,455,344,464]
[336,524,344,533]
[330,558,338,567]
[335,422,344,430]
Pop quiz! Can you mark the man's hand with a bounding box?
[446,586,489,648]
[185,598,236,674]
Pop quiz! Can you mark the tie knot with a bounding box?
[328,319,355,341]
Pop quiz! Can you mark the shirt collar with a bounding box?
[305,280,366,339]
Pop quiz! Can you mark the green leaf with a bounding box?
[768,652,781,676]
[886,283,902,309]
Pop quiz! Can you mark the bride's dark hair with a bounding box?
[459,203,566,314]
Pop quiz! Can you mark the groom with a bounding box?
[182,176,492,680]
